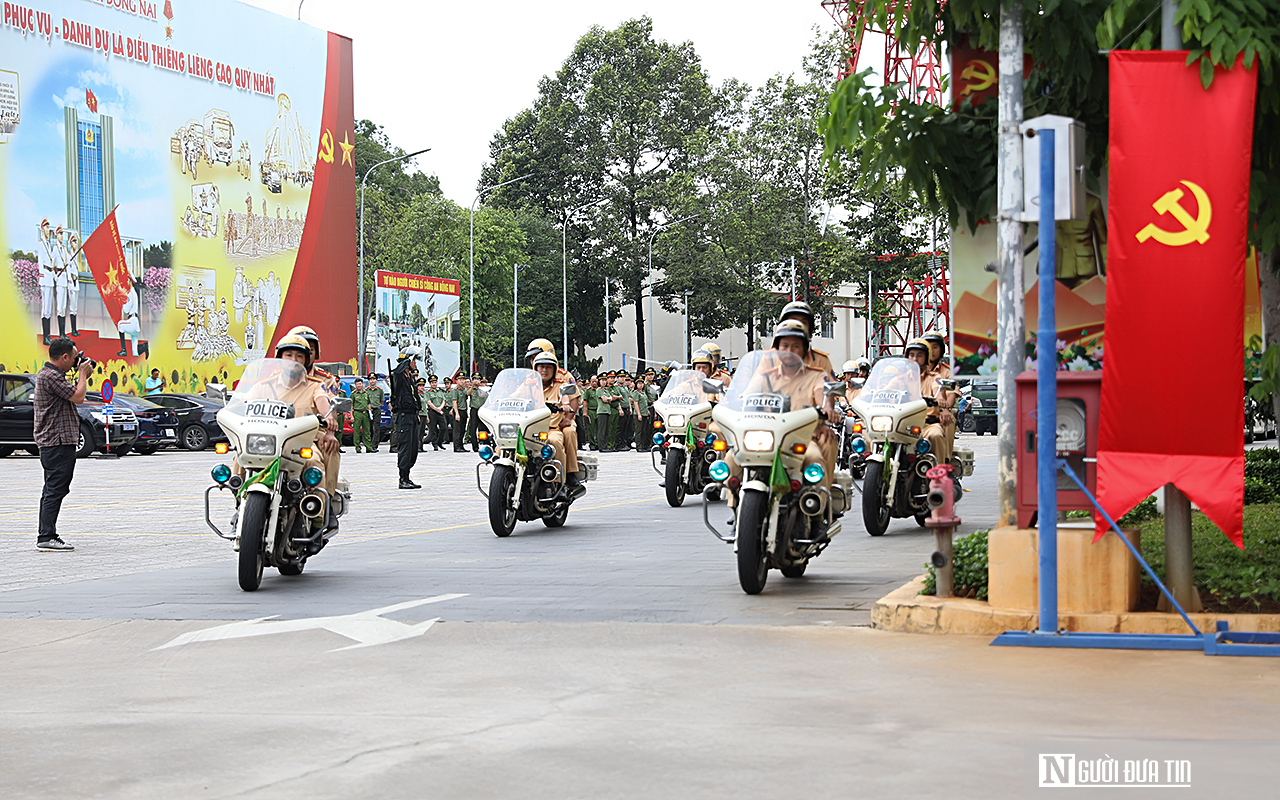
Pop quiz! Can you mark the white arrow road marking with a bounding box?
[153,593,468,653]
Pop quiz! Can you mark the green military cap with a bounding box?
[416,378,426,385]
[471,372,483,379]
[428,374,438,381]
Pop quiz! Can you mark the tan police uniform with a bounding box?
[237,373,340,495]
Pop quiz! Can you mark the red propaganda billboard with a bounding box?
[370,270,461,379]
[1,0,355,393]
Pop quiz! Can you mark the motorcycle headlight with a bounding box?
[246,434,277,455]
[497,423,519,439]
[870,416,894,432]
[666,414,686,429]
[743,430,774,452]
[969,397,982,408]
[708,461,731,482]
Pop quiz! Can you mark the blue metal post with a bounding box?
[1036,128,1058,634]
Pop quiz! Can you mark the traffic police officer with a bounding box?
[391,347,422,488]
[779,300,837,380]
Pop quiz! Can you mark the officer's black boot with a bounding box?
[117,333,127,357]
[70,315,80,337]
[57,315,65,337]
[42,317,51,345]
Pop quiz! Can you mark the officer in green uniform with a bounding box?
[607,374,626,451]
[633,374,651,451]
[594,373,613,453]
[581,376,598,450]
[451,377,468,452]
[417,378,430,451]
[466,372,487,452]
[424,375,447,451]
[365,373,385,452]
[350,378,374,453]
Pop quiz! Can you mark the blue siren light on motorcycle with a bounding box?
[916,438,932,454]
[653,433,664,445]
[705,433,716,445]
[708,461,731,482]
[479,445,494,461]
[301,467,323,487]
[211,464,231,484]
[803,463,824,484]
[541,444,554,459]
[852,438,867,454]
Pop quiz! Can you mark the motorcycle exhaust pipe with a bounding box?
[539,461,561,484]
[299,491,325,519]
[798,490,825,517]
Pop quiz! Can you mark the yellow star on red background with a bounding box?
[339,132,354,167]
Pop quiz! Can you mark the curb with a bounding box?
[872,576,1280,636]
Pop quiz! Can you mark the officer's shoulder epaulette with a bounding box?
[811,348,830,357]
[306,375,323,383]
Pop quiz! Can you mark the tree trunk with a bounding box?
[1260,247,1280,425]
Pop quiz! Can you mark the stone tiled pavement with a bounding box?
[0,434,1000,623]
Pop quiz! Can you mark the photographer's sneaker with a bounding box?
[36,537,74,551]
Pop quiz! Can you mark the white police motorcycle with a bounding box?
[651,369,724,507]
[205,359,352,591]
[702,350,854,594]
[475,369,595,536]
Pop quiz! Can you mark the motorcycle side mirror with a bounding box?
[849,378,865,389]
[205,383,228,403]
[824,381,846,400]
[559,384,579,398]
[937,378,957,391]
[701,378,724,395]
[331,397,352,415]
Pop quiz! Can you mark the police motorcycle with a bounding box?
[835,388,868,479]
[702,350,855,595]
[651,369,725,507]
[204,358,353,591]
[850,358,973,536]
[475,368,595,537]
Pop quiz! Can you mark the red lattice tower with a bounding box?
[822,0,946,106]
[869,254,950,358]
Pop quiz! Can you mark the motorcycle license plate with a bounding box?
[742,393,787,413]
[244,399,292,419]
[665,394,697,405]
[122,424,136,431]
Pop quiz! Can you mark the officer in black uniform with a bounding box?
[391,346,423,489]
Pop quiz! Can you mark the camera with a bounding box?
[75,354,97,370]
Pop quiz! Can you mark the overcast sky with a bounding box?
[239,0,847,207]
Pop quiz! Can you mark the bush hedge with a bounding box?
[922,529,989,600]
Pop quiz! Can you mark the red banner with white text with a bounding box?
[1098,51,1256,546]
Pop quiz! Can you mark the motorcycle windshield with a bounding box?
[719,349,817,414]
[483,369,545,413]
[859,358,923,405]
[224,359,311,419]
[659,370,715,406]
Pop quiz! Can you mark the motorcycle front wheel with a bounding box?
[488,465,518,537]
[862,460,891,537]
[238,492,270,591]
[664,449,686,507]
[736,490,770,595]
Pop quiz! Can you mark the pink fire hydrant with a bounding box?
[926,463,960,526]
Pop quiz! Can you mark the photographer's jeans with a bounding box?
[37,445,76,541]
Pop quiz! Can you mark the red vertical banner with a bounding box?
[1098,51,1257,546]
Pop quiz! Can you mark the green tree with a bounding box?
[143,241,172,270]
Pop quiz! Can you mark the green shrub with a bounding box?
[1119,496,1159,525]
[921,529,989,600]
[1137,503,1280,608]
[1245,477,1277,505]
[1245,448,1280,488]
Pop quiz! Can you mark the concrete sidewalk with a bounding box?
[1,619,1275,799]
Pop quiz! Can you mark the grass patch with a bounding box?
[1134,503,1280,612]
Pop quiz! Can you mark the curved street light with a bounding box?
[359,147,430,371]
[646,213,701,362]
[562,197,608,365]
[469,173,532,373]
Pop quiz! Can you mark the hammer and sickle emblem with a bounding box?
[959,59,997,97]
[1135,180,1212,246]
[317,129,334,164]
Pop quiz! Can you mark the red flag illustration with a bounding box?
[85,88,98,113]
[81,208,132,326]
[1098,51,1257,547]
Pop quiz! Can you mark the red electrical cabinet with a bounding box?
[1015,370,1103,529]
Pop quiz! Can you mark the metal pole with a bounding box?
[684,291,690,363]
[1159,0,1201,613]
[867,269,872,357]
[1035,128,1058,634]
[790,255,796,300]
[562,217,569,365]
[605,279,611,371]
[297,0,305,19]
[513,263,518,367]
[360,148,429,373]
[646,213,700,362]
[469,173,533,375]
[996,2,1026,528]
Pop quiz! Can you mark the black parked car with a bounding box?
[142,392,228,451]
[0,373,140,458]
[90,393,180,454]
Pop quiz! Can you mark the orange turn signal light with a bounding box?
[851,423,864,434]
[214,442,229,454]
[712,440,727,452]
[537,431,549,441]
[478,430,489,440]
[791,443,807,455]
[909,426,922,436]
[654,421,663,429]
[300,447,314,459]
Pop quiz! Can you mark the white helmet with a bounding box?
[403,346,423,360]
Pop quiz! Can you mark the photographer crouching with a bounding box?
[34,337,94,551]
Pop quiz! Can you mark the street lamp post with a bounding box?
[512,263,527,367]
[646,213,701,361]
[604,278,611,371]
[360,147,429,371]
[684,289,693,364]
[470,174,533,374]
[562,198,607,365]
